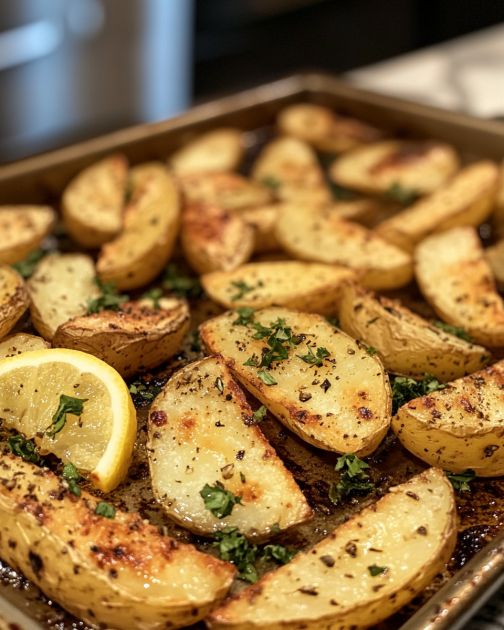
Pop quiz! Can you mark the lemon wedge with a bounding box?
[0,348,136,492]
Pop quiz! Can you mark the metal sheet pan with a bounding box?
[0,73,503,630]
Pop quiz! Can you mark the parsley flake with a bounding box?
[200,481,242,519]
[45,395,87,438]
[251,405,267,423]
[391,375,445,414]
[87,278,128,314]
[8,434,40,464]
[447,469,475,493]
[257,370,277,386]
[62,462,82,497]
[95,501,116,519]
[434,321,473,343]
[329,453,374,505]
[368,564,387,577]
[261,176,281,191]
[365,346,378,356]
[386,183,420,205]
[233,307,255,326]
[298,346,330,366]
[142,287,163,308]
[129,380,162,406]
[163,263,202,299]
[12,249,46,279]
[230,280,255,301]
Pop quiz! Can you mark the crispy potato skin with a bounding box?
[27,253,100,341]
[200,308,391,456]
[491,160,504,240]
[202,261,356,314]
[208,468,457,630]
[148,356,312,539]
[0,267,30,340]
[97,163,180,290]
[181,203,255,274]
[0,206,55,265]
[415,227,504,347]
[0,455,234,630]
[0,333,50,359]
[169,128,244,175]
[62,154,128,247]
[392,362,504,476]
[339,283,490,381]
[330,140,460,196]
[376,161,499,252]
[53,298,190,377]
[486,239,504,289]
[275,204,413,290]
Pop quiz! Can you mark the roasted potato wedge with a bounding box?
[97,162,180,290]
[486,239,504,289]
[0,455,234,630]
[0,205,55,265]
[27,253,100,341]
[61,154,128,247]
[148,356,312,538]
[393,362,504,476]
[179,171,273,210]
[375,161,499,252]
[202,261,356,313]
[277,103,383,153]
[208,467,457,630]
[491,160,504,239]
[53,297,189,377]
[275,204,413,290]
[169,128,244,175]
[339,283,490,381]
[0,333,50,359]
[251,137,331,204]
[0,266,30,339]
[329,140,459,196]
[415,227,504,347]
[200,308,391,456]
[239,204,280,253]
[181,203,255,274]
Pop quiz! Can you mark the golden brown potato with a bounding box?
[0,455,234,630]
[179,171,273,210]
[169,128,244,175]
[0,266,30,339]
[239,204,280,253]
[251,137,331,204]
[415,227,504,347]
[181,203,255,274]
[491,160,504,239]
[330,140,459,196]
[392,361,504,476]
[208,467,457,630]
[0,205,55,265]
[97,162,180,290]
[28,253,100,341]
[0,333,50,359]
[53,297,189,377]
[486,239,504,289]
[62,154,128,247]
[202,261,356,313]
[375,161,499,252]
[148,356,312,539]
[275,203,413,290]
[339,283,490,381]
[277,103,383,153]
[200,308,391,456]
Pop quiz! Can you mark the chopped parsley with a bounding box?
[261,176,281,191]
[45,394,87,438]
[87,278,128,314]
[365,346,379,356]
[433,321,473,343]
[11,249,46,279]
[298,346,330,367]
[95,501,116,519]
[391,375,445,414]
[189,330,202,352]
[368,564,387,577]
[329,453,374,505]
[8,434,40,464]
[163,263,202,299]
[62,462,82,497]
[142,287,163,309]
[200,481,242,519]
[230,280,255,301]
[251,405,267,423]
[262,544,296,564]
[233,307,255,326]
[257,370,277,386]
[326,316,340,328]
[447,469,475,493]
[129,380,162,406]
[386,183,420,205]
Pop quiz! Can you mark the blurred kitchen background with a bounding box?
[0,0,503,164]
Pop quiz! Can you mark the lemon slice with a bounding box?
[0,348,136,492]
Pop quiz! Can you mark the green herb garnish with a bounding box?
[129,380,162,406]
[251,405,267,424]
[190,330,202,352]
[386,182,420,205]
[391,375,445,414]
[366,346,379,356]
[433,321,473,343]
[8,434,40,464]
[233,307,255,326]
[329,453,374,505]
[261,176,281,191]
[447,469,475,493]
[257,370,277,386]
[11,249,46,279]
[230,280,255,301]
[62,462,82,497]
[298,346,330,366]
[262,544,296,564]
[45,395,87,438]
[95,501,116,519]
[368,564,387,577]
[163,263,202,299]
[200,481,242,519]
[142,287,163,309]
[87,278,128,314]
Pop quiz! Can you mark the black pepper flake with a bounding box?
[236,450,245,460]
[320,379,331,392]
[320,555,335,567]
[299,391,312,402]
[298,586,318,596]
[344,542,357,557]
[417,526,428,536]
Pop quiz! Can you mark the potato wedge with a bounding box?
[179,172,273,211]
[277,103,383,153]
[97,162,180,290]
[0,205,55,265]
[339,283,490,381]
[491,160,504,239]
[415,227,504,347]
[61,154,128,247]
[0,455,234,630]
[0,266,30,339]
[200,308,391,456]
[202,261,356,313]
[208,467,457,630]
[27,253,100,341]
[392,362,504,476]
[169,128,244,175]
[375,161,499,252]
[181,203,255,274]
[486,239,504,289]
[239,204,280,253]
[53,297,189,377]
[251,137,331,204]
[148,356,312,538]
[275,204,413,290]
[330,140,459,196]
[0,333,50,359]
